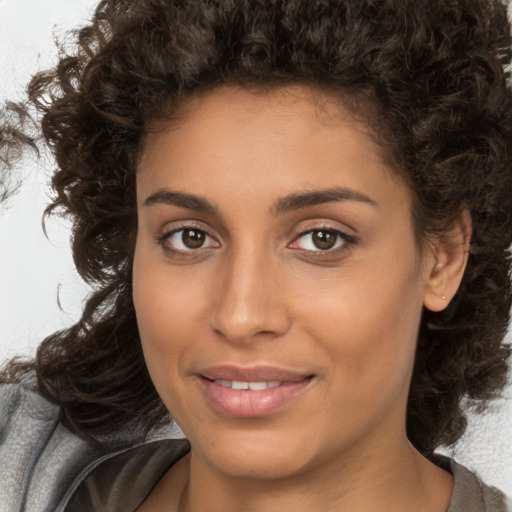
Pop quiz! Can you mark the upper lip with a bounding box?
[198,365,312,382]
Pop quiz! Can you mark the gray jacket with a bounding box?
[1,382,511,511]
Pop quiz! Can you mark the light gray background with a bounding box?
[1,0,511,496]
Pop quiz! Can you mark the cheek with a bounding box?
[134,257,233,433]
[294,252,425,409]
[132,245,206,400]
[133,233,209,336]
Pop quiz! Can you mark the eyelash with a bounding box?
[289,226,357,258]
[157,224,218,258]
[156,224,357,259]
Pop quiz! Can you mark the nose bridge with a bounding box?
[210,241,289,342]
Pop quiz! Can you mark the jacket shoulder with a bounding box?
[0,382,96,512]
[444,456,512,512]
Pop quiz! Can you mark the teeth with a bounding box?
[248,382,268,391]
[214,380,282,390]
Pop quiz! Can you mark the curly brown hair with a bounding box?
[4,0,512,457]
[0,102,36,205]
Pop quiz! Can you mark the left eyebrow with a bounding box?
[143,189,218,214]
[272,186,379,215]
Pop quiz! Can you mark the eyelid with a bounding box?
[155,219,357,258]
[156,221,220,255]
[288,223,358,255]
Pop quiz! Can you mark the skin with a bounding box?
[133,86,469,511]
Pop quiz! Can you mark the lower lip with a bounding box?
[198,377,312,418]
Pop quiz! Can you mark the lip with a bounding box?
[199,365,311,382]
[197,365,314,418]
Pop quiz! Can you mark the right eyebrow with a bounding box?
[142,189,218,214]
[272,186,379,215]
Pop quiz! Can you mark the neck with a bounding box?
[176,435,452,512]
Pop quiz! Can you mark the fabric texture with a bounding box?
[0,382,510,512]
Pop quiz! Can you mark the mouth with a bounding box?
[197,366,314,418]
[212,380,282,390]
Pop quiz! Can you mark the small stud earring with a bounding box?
[442,295,447,301]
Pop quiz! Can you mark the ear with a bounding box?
[423,209,472,312]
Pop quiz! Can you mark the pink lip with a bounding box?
[197,365,314,418]
[199,365,310,382]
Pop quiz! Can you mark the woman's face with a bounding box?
[133,86,436,480]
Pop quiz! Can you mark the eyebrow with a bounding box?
[143,189,218,214]
[142,186,378,215]
[272,186,378,214]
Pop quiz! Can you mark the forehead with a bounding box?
[137,85,410,212]
[147,85,377,148]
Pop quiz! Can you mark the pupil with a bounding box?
[182,229,205,249]
[312,230,337,250]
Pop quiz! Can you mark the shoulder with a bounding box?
[0,380,186,512]
[0,381,91,511]
[0,380,115,511]
[0,378,59,432]
[439,457,512,512]
[66,437,190,511]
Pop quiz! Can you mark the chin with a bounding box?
[191,427,319,480]
[206,449,310,481]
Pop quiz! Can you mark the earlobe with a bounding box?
[423,209,472,312]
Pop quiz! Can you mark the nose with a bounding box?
[209,247,291,344]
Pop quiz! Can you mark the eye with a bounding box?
[161,227,218,252]
[291,228,352,253]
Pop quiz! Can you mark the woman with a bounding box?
[1,0,511,510]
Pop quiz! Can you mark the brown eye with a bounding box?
[291,228,350,253]
[182,229,206,249]
[310,230,338,250]
[163,227,217,252]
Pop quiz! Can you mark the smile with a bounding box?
[214,380,281,390]
[197,366,314,418]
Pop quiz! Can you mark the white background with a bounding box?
[1,0,511,496]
